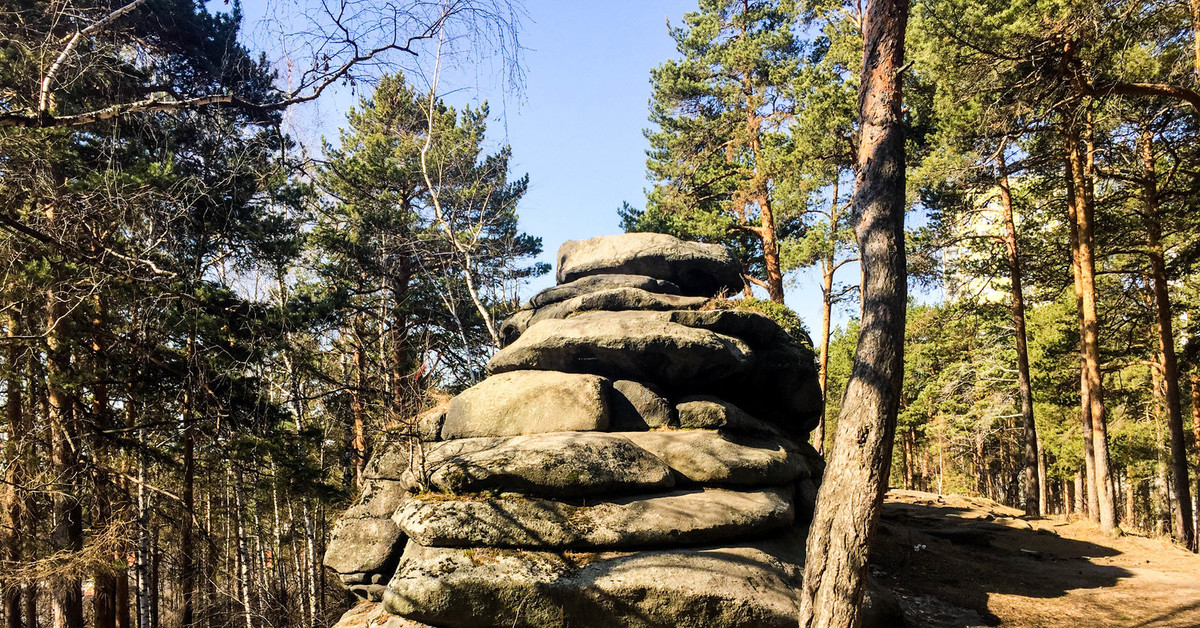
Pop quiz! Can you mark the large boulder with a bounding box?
[324,479,410,585]
[381,432,676,497]
[622,430,813,486]
[487,311,754,388]
[441,370,611,439]
[383,534,808,628]
[556,233,743,297]
[529,273,682,309]
[392,487,793,549]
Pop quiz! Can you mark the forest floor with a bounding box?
[873,489,1200,627]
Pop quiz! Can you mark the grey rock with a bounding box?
[324,479,410,578]
[487,311,754,388]
[393,487,793,549]
[665,310,823,436]
[324,513,406,576]
[528,273,682,309]
[675,396,780,434]
[499,308,535,347]
[556,233,744,297]
[528,287,709,326]
[333,601,435,628]
[441,370,611,439]
[622,430,811,486]
[415,407,445,442]
[384,535,806,628]
[610,380,673,430]
[388,432,675,497]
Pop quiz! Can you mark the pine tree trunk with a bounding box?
[1036,431,1048,517]
[47,290,84,628]
[1065,158,1099,522]
[3,309,24,628]
[758,194,786,303]
[92,295,119,628]
[1065,123,1117,532]
[997,154,1039,517]
[797,0,908,621]
[1140,131,1195,550]
[1192,372,1200,544]
[816,260,834,454]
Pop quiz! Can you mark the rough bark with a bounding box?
[1064,149,1099,521]
[46,231,85,628]
[1065,119,1118,534]
[1140,131,1195,550]
[997,154,1039,517]
[797,0,908,621]
[3,310,23,628]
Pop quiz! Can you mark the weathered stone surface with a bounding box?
[622,430,811,486]
[499,308,536,346]
[324,479,409,578]
[384,432,675,497]
[529,273,682,309]
[333,602,435,628]
[441,370,611,439]
[529,287,709,326]
[384,534,807,628]
[415,407,445,442]
[610,380,673,430]
[665,310,823,436]
[557,233,744,297]
[393,487,793,549]
[487,311,754,388]
[675,396,780,434]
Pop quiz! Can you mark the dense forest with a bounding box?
[1,0,1199,627]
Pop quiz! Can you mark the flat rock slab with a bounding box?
[622,430,811,486]
[324,479,410,576]
[528,287,709,326]
[528,273,681,309]
[387,432,675,497]
[393,487,794,549]
[487,311,754,388]
[441,370,611,439]
[556,233,743,297]
[384,537,805,628]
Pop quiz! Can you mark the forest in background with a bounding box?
[1,0,1199,627]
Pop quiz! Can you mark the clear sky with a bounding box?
[238,0,860,344]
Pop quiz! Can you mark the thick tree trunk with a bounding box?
[997,154,1039,517]
[1140,131,1195,551]
[47,291,84,628]
[1065,123,1118,533]
[797,0,908,621]
[758,194,786,303]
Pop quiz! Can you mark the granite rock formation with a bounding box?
[326,233,835,628]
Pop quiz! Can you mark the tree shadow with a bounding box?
[870,498,1131,627]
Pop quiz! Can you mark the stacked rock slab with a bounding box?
[326,232,826,628]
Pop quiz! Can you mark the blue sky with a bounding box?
[237,0,861,344]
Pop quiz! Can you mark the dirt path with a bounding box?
[873,490,1200,627]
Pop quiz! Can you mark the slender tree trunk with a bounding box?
[1139,131,1195,550]
[181,332,197,628]
[1065,122,1118,533]
[797,0,908,621]
[1192,372,1200,544]
[92,295,119,628]
[1065,151,1099,521]
[3,310,24,628]
[816,256,834,454]
[997,153,1039,517]
[350,326,367,489]
[1036,431,1048,517]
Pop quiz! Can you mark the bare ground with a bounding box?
[874,489,1200,628]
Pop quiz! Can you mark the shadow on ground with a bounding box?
[871,491,1131,627]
